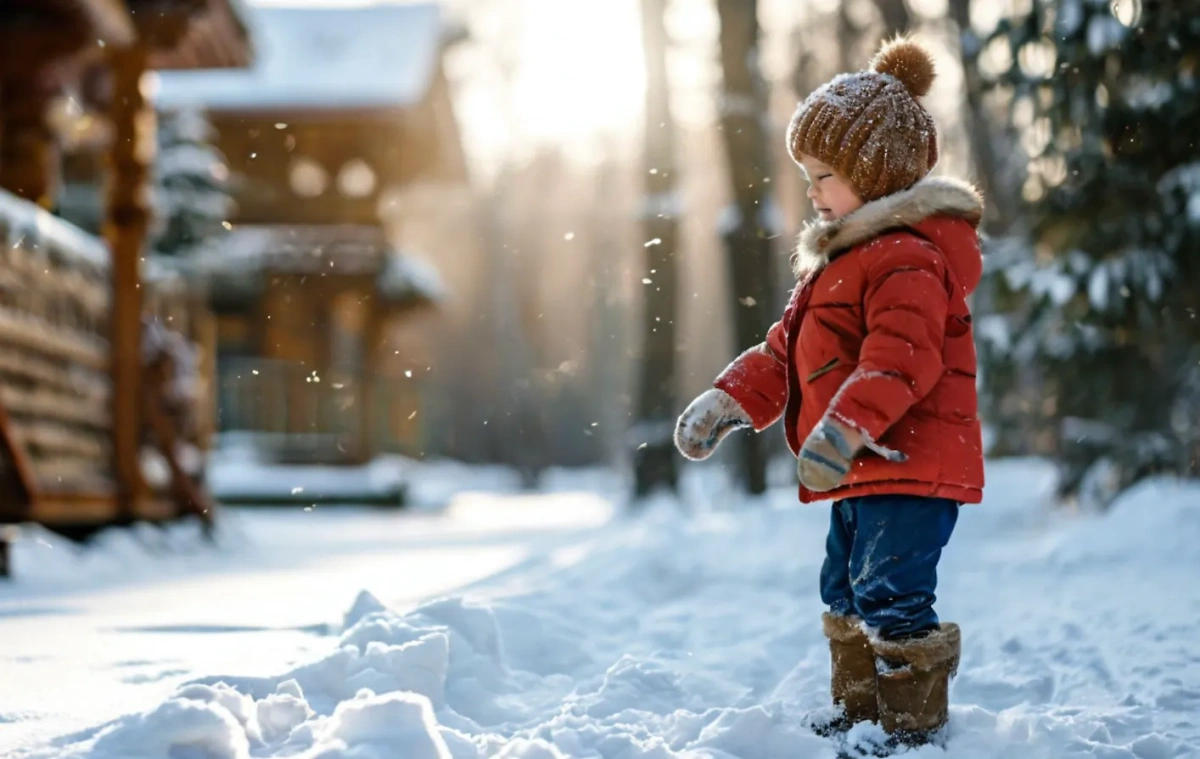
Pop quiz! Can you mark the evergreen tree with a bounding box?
[975,0,1200,506]
[151,107,234,256]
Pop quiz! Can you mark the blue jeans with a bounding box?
[820,494,959,639]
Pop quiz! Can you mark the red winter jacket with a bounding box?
[715,177,986,504]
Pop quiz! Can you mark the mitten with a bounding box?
[797,417,863,492]
[674,388,752,461]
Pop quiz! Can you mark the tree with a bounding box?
[976,0,1200,506]
[632,0,681,498]
[151,107,234,256]
[715,0,780,494]
[950,0,1021,231]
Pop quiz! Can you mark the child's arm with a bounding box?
[712,316,790,431]
[674,305,793,461]
[798,241,949,490]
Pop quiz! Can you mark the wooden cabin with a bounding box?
[177,223,442,466]
[155,3,467,471]
[0,0,252,575]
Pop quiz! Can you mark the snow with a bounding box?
[157,143,227,181]
[380,251,446,303]
[974,314,1012,352]
[174,224,444,306]
[1057,0,1084,36]
[1088,263,1111,311]
[1086,14,1126,56]
[4,459,1200,758]
[1080,249,1173,312]
[1,187,203,285]
[1159,162,1200,224]
[1026,264,1077,307]
[205,437,504,506]
[0,465,616,755]
[207,438,411,504]
[1122,80,1174,111]
[0,189,107,273]
[153,4,447,113]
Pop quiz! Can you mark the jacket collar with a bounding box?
[792,176,983,279]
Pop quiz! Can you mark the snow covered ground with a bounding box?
[0,462,616,757]
[3,458,1199,758]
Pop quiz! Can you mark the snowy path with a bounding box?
[0,487,615,757]
[6,460,1200,758]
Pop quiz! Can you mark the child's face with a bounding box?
[798,155,863,222]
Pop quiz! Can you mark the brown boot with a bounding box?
[821,612,879,731]
[872,623,961,744]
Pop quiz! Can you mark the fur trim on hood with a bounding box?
[792,176,984,279]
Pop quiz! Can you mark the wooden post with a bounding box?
[358,298,381,465]
[0,526,14,579]
[0,78,58,208]
[104,44,153,520]
[0,398,37,523]
[192,296,218,452]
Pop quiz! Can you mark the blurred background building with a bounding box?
[154,3,465,470]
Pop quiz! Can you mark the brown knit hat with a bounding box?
[787,37,939,202]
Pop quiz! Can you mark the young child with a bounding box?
[674,38,984,744]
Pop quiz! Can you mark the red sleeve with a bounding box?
[713,307,791,432]
[827,237,949,442]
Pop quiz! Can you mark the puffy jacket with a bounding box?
[715,177,986,504]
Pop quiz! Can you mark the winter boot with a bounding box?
[814,612,880,734]
[871,623,961,745]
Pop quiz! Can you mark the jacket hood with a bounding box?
[792,176,985,294]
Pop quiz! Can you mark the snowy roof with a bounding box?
[154,3,447,112]
[172,224,444,307]
[379,248,445,303]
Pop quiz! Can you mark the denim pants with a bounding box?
[820,494,959,639]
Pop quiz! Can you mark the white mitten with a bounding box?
[674,388,752,461]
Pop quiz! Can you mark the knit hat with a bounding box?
[787,37,939,202]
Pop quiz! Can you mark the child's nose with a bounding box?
[806,184,818,200]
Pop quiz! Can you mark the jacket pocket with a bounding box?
[806,357,840,383]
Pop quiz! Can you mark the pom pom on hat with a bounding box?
[870,37,936,98]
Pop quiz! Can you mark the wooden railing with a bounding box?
[217,357,423,464]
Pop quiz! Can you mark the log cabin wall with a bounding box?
[0,193,215,521]
[0,195,113,504]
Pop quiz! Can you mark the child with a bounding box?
[674,38,984,744]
